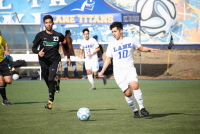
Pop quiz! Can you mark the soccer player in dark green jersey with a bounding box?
[32,15,71,110]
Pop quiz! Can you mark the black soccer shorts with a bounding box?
[41,60,60,81]
[0,59,12,76]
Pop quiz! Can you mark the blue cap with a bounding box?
[93,35,98,39]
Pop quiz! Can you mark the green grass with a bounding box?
[0,80,200,134]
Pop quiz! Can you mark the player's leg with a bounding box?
[0,76,9,105]
[114,70,139,118]
[127,67,149,116]
[82,61,87,79]
[129,81,149,116]
[123,88,140,118]
[42,67,49,88]
[63,61,69,78]
[44,61,60,109]
[85,61,96,90]
[92,59,107,85]
[0,61,12,105]
[87,69,96,90]
[71,61,79,77]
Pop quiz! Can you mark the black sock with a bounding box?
[0,86,7,100]
[48,80,55,102]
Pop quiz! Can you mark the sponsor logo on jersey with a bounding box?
[43,41,58,46]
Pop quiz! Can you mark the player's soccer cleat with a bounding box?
[44,101,53,110]
[102,75,107,85]
[140,108,150,116]
[55,75,60,93]
[2,99,12,105]
[134,111,141,118]
[89,85,96,90]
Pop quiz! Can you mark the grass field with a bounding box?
[0,80,200,134]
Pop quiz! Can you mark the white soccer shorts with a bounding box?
[85,59,99,72]
[114,67,138,92]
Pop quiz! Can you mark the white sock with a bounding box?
[133,88,144,110]
[87,74,94,85]
[125,96,138,112]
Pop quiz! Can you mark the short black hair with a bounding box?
[82,28,89,34]
[110,22,123,30]
[65,30,70,36]
[43,15,53,23]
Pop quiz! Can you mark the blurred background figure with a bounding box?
[82,61,87,79]
[63,30,79,78]
[93,35,104,73]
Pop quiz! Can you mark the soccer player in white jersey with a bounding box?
[99,22,160,118]
[80,28,106,90]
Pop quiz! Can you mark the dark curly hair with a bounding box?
[43,15,53,23]
[110,22,123,30]
[82,28,89,34]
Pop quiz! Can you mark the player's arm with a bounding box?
[60,36,71,65]
[32,43,40,54]
[138,46,160,52]
[99,56,112,76]
[3,43,10,56]
[32,34,44,57]
[87,47,100,57]
[61,40,70,59]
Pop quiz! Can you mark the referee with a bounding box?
[32,15,71,110]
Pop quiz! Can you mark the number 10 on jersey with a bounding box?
[118,50,128,59]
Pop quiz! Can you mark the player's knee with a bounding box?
[5,80,12,84]
[48,77,54,82]
[124,88,132,97]
[87,70,91,75]
[130,83,139,90]
[48,75,55,82]
[5,77,12,84]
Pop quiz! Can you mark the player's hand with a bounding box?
[67,58,71,65]
[99,71,104,77]
[149,48,160,52]
[87,53,92,57]
[38,48,45,57]
[4,51,10,56]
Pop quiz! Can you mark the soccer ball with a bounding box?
[12,74,19,80]
[134,0,176,37]
[77,107,91,121]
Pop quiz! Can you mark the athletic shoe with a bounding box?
[134,111,141,118]
[82,76,87,79]
[55,75,60,93]
[44,101,53,110]
[140,108,150,116]
[89,85,96,90]
[102,75,107,85]
[2,99,12,105]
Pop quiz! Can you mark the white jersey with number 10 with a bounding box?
[106,37,141,70]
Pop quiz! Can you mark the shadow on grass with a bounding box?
[103,88,118,89]
[68,109,116,112]
[12,101,46,105]
[144,113,182,119]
